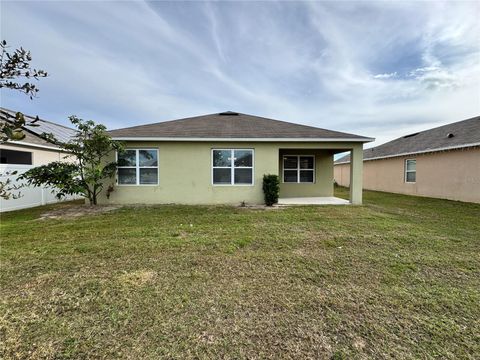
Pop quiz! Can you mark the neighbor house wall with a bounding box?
[334,147,480,203]
[99,141,362,205]
[334,162,351,187]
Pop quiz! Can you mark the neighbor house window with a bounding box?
[0,149,32,165]
[212,149,253,185]
[117,149,158,185]
[283,155,315,183]
[405,159,416,183]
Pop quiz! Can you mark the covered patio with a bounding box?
[277,144,364,205]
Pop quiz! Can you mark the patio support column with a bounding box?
[349,144,364,204]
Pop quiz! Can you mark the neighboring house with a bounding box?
[334,116,480,203]
[101,111,373,205]
[0,108,77,212]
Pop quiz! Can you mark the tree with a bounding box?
[20,116,124,205]
[0,40,48,142]
[0,40,48,200]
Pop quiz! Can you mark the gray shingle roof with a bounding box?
[108,111,373,141]
[1,107,76,143]
[335,116,480,163]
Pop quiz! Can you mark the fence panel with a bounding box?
[0,164,83,212]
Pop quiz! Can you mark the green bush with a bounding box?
[262,174,280,206]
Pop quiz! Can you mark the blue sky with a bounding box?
[1,0,479,146]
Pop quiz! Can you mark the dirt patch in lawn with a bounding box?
[37,204,121,220]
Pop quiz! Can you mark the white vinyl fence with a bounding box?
[0,164,83,212]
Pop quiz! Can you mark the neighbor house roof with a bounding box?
[335,116,480,164]
[0,107,76,144]
[108,111,374,142]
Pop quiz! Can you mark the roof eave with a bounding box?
[110,136,375,143]
[3,140,68,152]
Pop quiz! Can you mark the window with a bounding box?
[283,155,315,183]
[212,149,253,185]
[0,149,32,165]
[405,159,416,183]
[117,149,158,185]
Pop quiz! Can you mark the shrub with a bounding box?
[262,174,279,206]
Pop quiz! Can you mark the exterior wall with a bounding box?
[334,147,480,203]
[99,141,362,205]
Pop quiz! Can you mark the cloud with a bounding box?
[373,72,398,79]
[1,0,479,147]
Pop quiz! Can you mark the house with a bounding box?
[0,108,77,212]
[100,111,373,206]
[334,116,480,203]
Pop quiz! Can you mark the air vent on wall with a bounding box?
[447,133,455,138]
[219,111,239,116]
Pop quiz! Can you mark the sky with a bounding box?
[1,0,479,147]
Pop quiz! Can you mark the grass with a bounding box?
[1,188,479,359]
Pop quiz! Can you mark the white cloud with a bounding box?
[373,72,398,79]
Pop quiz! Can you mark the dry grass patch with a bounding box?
[38,203,121,220]
[118,270,157,286]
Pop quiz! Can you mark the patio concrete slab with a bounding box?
[277,197,350,205]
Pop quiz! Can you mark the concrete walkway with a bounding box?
[277,197,350,205]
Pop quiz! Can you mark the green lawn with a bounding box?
[1,189,479,359]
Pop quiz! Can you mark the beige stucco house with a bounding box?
[0,108,76,211]
[334,116,480,203]
[101,112,373,205]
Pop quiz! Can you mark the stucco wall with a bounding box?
[99,141,362,205]
[334,147,480,203]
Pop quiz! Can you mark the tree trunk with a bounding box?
[90,185,98,206]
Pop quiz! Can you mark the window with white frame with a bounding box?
[212,149,253,185]
[283,155,315,183]
[117,149,158,185]
[405,159,416,183]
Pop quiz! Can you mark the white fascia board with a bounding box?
[334,142,480,164]
[3,140,67,152]
[111,137,375,143]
